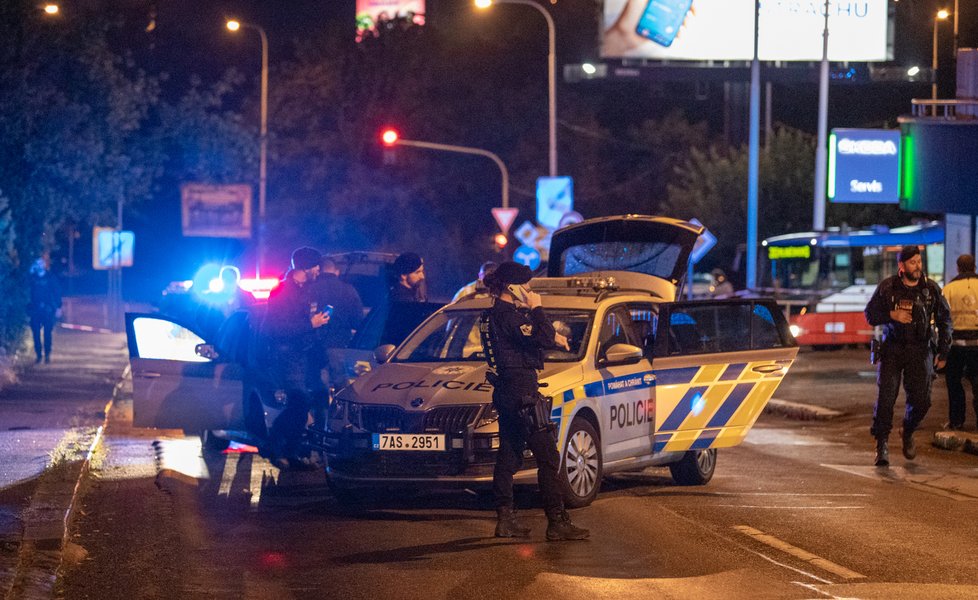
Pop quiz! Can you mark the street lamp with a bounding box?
[380,128,510,210]
[933,9,951,100]
[474,0,557,177]
[226,18,269,277]
[42,4,59,15]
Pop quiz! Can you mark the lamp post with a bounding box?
[812,0,830,233]
[933,9,950,100]
[380,129,510,209]
[227,19,269,277]
[474,0,556,177]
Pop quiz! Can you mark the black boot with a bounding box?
[495,509,531,538]
[545,510,589,542]
[902,429,917,460]
[874,438,889,467]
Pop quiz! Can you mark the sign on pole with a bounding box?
[513,245,542,270]
[180,183,252,238]
[536,177,574,229]
[827,129,901,204]
[92,227,135,270]
[688,218,717,265]
[491,207,519,235]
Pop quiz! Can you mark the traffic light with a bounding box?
[493,232,508,251]
[381,128,399,146]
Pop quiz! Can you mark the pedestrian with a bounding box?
[711,268,734,298]
[942,254,978,431]
[451,261,497,303]
[479,261,589,541]
[260,246,330,469]
[389,252,426,302]
[308,256,364,421]
[27,256,62,364]
[864,245,952,466]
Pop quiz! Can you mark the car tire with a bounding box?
[200,429,230,452]
[669,448,717,486]
[559,416,602,508]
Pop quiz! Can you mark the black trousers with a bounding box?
[871,343,933,440]
[945,345,978,427]
[269,359,318,460]
[492,370,564,517]
[30,312,55,359]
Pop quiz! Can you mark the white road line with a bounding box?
[708,492,870,497]
[217,454,238,497]
[733,525,866,580]
[791,581,857,600]
[250,458,267,509]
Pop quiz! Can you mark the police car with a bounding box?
[318,215,798,507]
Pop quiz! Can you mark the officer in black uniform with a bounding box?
[261,247,330,469]
[865,245,952,466]
[480,262,589,541]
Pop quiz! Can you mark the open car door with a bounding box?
[650,299,798,453]
[125,313,246,431]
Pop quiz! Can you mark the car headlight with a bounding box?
[329,397,362,426]
[475,403,498,429]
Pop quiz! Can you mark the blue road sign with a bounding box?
[513,245,542,270]
[536,177,574,229]
[688,218,716,265]
[94,229,135,270]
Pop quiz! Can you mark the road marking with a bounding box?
[791,581,853,599]
[217,453,238,497]
[822,464,978,501]
[709,492,870,497]
[715,505,864,509]
[250,459,266,508]
[733,525,865,580]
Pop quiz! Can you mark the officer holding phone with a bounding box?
[480,262,588,542]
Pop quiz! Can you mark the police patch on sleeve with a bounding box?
[520,324,533,336]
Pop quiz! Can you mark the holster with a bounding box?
[518,392,555,438]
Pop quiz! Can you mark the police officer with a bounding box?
[27,256,62,364]
[865,245,952,466]
[480,262,589,541]
[942,254,978,430]
[389,252,427,302]
[261,247,330,469]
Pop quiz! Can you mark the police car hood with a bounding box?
[348,362,582,408]
[548,215,703,293]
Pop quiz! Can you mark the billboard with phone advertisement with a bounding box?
[356,0,425,41]
[601,0,891,62]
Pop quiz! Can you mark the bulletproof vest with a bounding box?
[885,278,937,344]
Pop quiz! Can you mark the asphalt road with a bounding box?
[61,348,978,599]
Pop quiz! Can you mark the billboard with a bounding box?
[180,183,252,239]
[356,0,425,40]
[827,129,900,204]
[601,0,890,62]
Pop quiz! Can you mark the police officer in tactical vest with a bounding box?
[864,245,952,466]
[480,262,589,541]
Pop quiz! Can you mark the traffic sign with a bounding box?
[514,221,538,247]
[491,207,519,235]
[93,228,135,270]
[558,211,584,229]
[513,245,542,270]
[536,177,574,229]
[688,218,717,265]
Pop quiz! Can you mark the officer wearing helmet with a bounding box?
[480,261,589,541]
[261,247,330,469]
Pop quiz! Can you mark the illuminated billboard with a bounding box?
[356,0,425,40]
[601,0,890,62]
[828,129,901,204]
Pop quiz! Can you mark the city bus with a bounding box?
[760,221,944,347]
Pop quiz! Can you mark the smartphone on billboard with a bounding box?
[635,0,693,48]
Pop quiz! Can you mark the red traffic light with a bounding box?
[493,233,508,249]
[381,128,399,146]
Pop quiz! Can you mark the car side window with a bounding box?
[666,304,752,355]
[627,303,658,356]
[131,316,209,362]
[597,305,639,359]
[751,304,785,349]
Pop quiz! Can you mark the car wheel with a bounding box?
[200,429,230,452]
[669,448,717,486]
[559,416,602,508]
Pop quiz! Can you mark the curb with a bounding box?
[932,430,978,456]
[764,398,844,421]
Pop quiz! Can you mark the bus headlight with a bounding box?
[789,324,803,338]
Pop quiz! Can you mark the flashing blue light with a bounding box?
[691,393,706,417]
[192,263,241,305]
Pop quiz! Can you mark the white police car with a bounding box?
[317,215,798,507]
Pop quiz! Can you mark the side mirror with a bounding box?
[374,344,396,364]
[195,343,220,360]
[600,343,644,366]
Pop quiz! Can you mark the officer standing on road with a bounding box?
[865,245,952,466]
[942,254,978,431]
[480,262,589,541]
[261,247,330,469]
[27,256,62,364]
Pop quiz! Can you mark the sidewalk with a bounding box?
[0,326,128,599]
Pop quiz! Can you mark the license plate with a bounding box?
[372,433,446,451]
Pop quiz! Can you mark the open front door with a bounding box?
[125,313,245,431]
[650,300,798,453]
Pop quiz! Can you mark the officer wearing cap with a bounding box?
[865,245,952,466]
[480,261,589,541]
[390,252,427,302]
[261,246,330,469]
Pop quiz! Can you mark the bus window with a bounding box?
[926,243,944,285]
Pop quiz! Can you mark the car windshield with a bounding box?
[392,309,594,363]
